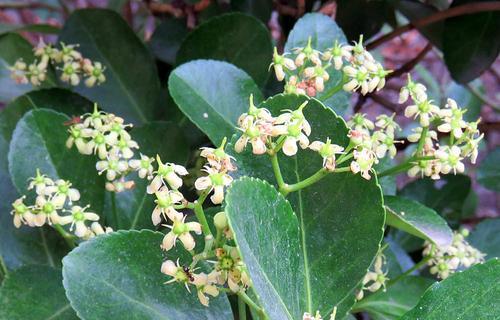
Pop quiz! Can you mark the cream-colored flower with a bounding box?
[309,138,344,171]
[373,131,401,159]
[347,113,374,131]
[82,60,106,87]
[192,272,220,307]
[375,113,400,135]
[10,196,34,228]
[152,187,184,226]
[96,154,129,181]
[59,205,100,238]
[147,156,188,193]
[200,138,236,172]
[270,47,297,81]
[437,99,467,139]
[161,213,202,251]
[435,145,465,175]
[60,61,81,86]
[27,62,47,86]
[28,169,54,195]
[350,148,376,180]
[43,179,81,205]
[194,166,233,205]
[90,221,113,235]
[66,123,93,154]
[33,195,64,226]
[407,127,438,149]
[129,154,154,179]
[404,99,440,127]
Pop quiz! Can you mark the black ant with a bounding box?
[182,266,195,282]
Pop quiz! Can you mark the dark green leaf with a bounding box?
[0,265,77,319]
[59,9,162,124]
[8,109,106,214]
[385,237,415,277]
[177,13,272,86]
[477,147,500,192]
[402,259,500,319]
[169,59,263,144]
[353,276,435,320]
[385,196,453,247]
[149,18,188,65]
[469,218,500,259]
[396,1,443,49]
[62,230,233,319]
[442,0,500,83]
[0,23,60,35]
[230,0,272,23]
[284,13,350,116]
[227,94,385,318]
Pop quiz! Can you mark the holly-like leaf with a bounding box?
[62,230,233,319]
[352,276,435,320]
[59,9,162,124]
[385,196,453,247]
[169,59,263,144]
[0,265,78,320]
[8,109,105,214]
[177,13,272,86]
[469,218,500,259]
[477,147,500,192]
[149,18,189,65]
[284,13,350,115]
[227,94,385,318]
[401,259,500,319]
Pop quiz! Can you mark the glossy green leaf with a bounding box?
[169,59,263,144]
[353,276,434,320]
[402,259,500,319]
[227,94,385,318]
[59,9,162,124]
[0,265,77,319]
[62,230,233,319]
[0,33,56,104]
[469,218,500,259]
[149,18,188,65]
[177,13,272,86]
[442,0,500,83]
[284,13,350,116]
[103,121,189,230]
[8,109,106,214]
[385,196,453,247]
[477,147,500,192]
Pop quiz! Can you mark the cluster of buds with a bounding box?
[423,229,485,279]
[10,170,112,239]
[355,252,388,301]
[303,307,337,320]
[9,39,106,87]
[400,75,484,180]
[270,35,390,97]
[66,104,145,192]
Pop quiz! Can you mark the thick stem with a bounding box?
[415,126,429,156]
[387,255,432,286]
[270,153,286,190]
[53,224,76,249]
[194,201,212,237]
[237,291,267,319]
[378,156,435,178]
[238,296,247,320]
[282,167,351,195]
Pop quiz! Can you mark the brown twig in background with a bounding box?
[353,95,368,113]
[146,1,183,18]
[387,43,433,80]
[274,1,298,17]
[366,1,500,50]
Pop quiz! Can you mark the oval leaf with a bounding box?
[62,230,233,319]
[168,59,263,144]
[402,259,500,319]
[59,9,162,124]
[385,196,453,247]
[0,265,78,320]
[177,13,272,86]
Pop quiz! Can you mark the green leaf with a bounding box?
[353,276,435,320]
[169,59,263,144]
[384,237,415,277]
[59,9,162,124]
[0,23,60,35]
[8,109,106,213]
[375,156,396,195]
[177,13,272,86]
[469,218,500,259]
[0,265,77,319]
[284,13,350,116]
[62,230,233,319]
[103,121,189,230]
[477,147,500,192]
[401,259,500,319]
[227,94,385,318]
[0,33,56,104]
[442,0,500,83]
[149,18,188,65]
[385,196,453,247]
[230,0,272,23]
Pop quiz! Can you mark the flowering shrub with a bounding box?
[0,4,499,320]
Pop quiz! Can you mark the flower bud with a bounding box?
[214,211,228,230]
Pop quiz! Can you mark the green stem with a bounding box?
[270,153,286,190]
[194,191,212,237]
[237,291,267,319]
[320,73,347,101]
[282,167,351,195]
[0,254,8,280]
[53,224,76,249]
[215,228,223,248]
[238,296,247,320]
[415,126,429,156]
[378,156,435,178]
[336,152,354,165]
[387,255,432,286]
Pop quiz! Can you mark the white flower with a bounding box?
[152,187,184,226]
[270,47,296,81]
[404,99,440,127]
[82,59,106,87]
[293,37,321,67]
[147,156,188,193]
[437,99,467,139]
[9,60,28,84]
[161,213,202,251]
[60,61,81,86]
[129,154,154,179]
[34,195,64,226]
[59,205,100,238]
[110,137,138,159]
[322,40,351,70]
[348,129,371,147]
[274,121,310,156]
[59,42,82,62]
[105,179,135,193]
[200,137,236,172]
[27,62,47,86]
[43,179,81,205]
[303,65,330,92]
[161,259,194,292]
[461,133,483,164]
[407,127,438,148]
[309,138,344,171]
[90,222,113,235]
[192,272,220,306]
[87,129,114,159]
[28,169,54,195]
[195,166,233,205]
[96,154,129,181]
[342,65,370,95]
[66,123,93,154]
[408,158,441,180]
[361,254,388,293]
[375,113,400,135]
[350,148,376,180]
[373,131,401,159]
[435,145,465,174]
[399,75,427,104]
[347,113,374,131]
[10,196,34,228]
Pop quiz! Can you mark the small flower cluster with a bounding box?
[355,252,388,301]
[9,39,106,87]
[66,104,145,192]
[303,307,337,320]
[270,35,390,97]
[423,229,485,279]
[10,169,111,239]
[399,75,483,180]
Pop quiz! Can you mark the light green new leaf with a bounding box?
[62,230,233,320]
[353,276,434,320]
[0,265,78,320]
[469,218,500,259]
[284,13,350,115]
[59,9,162,124]
[227,94,385,318]
[385,196,453,247]
[402,259,500,319]
[169,59,263,144]
[8,109,106,214]
[177,13,272,86]
[477,147,500,192]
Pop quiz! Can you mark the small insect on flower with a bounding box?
[161,259,196,292]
